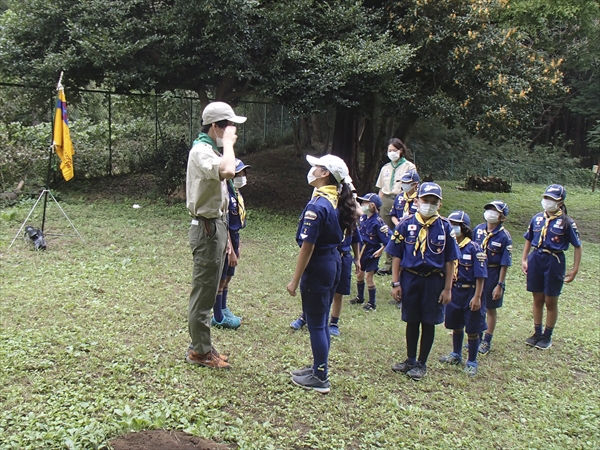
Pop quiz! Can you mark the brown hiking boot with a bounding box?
[187,344,229,362]
[186,349,231,369]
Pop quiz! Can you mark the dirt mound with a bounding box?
[109,430,233,450]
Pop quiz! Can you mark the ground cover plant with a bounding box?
[1,150,599,449]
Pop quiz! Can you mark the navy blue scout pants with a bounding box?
[300,249,341,380]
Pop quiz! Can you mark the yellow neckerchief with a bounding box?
[312,185,339,208]
[414,212,440,257]
[481,223,504,249]
[228,180,246,225]
[537,210,562,247]
[453,237,472,280]
[403,191,417,215]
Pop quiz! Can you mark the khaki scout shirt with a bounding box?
[375,160,416,196]
[186,138,229,219]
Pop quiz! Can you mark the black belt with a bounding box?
[488,264,500,268]
[534,247,564,255]
[405,268,442,277]
[453,282,474,289]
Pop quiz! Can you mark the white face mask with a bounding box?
[484,209,500,223]
[233,176,247,189]
[418,202,438,218]
[402,183,414,193]
[216,137,223,147]
[388,151,400,162]
[307,166,318,185]
[361,205,371,215]
[541,199,559,213]
[451,225,462,236]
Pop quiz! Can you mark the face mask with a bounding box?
[388,151,400,162]
[233,176,247,189]
[484,210,500,223]
[451,225,462,236]
[216,137,223,147]
[418,202,438,218]
[541,199,559,213]
[361,205,370,215]
[307,166,318,185]
[402,183,414,193]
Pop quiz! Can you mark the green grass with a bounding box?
[0,182,599,449]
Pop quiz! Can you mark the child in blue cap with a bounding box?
[349,193,391,311]
[472,200,512,355]
[212,159,250,329]
[390,169,420,226]
[439,211,488,377]
[521,184,582,350]
[387,182,459,380]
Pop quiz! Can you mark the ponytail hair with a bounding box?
[338,182,360,237]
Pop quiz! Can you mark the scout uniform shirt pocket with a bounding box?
[429,234,446,254]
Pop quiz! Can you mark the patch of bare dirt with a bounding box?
[108,430,233,450]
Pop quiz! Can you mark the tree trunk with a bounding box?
[331,106,358,179]
[311,113,323,143]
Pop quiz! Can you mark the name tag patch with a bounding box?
[437,235,446,240]
[462,254,472,260]
[491,241,502,247]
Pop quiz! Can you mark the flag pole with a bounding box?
[41,71,63,234]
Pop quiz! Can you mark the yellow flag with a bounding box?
[53,89,74,181]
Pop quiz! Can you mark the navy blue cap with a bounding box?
[235,158,251,173]
[448,210,471,227]
[418,182,442,199]
[543,184,566,201]
[400,170,420,184]
[357,193,382,210]
[484,200,509,217]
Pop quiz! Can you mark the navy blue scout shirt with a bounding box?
[227,182,246,232]
[473,223,512,267]
[386,215,459,271]
[358,213,390,257]
[524,212,581,251]
[456,240,488,283]
[296,196,343,251]
[390,193,418,221]
[339,227,362,253]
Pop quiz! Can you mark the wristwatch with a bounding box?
[391,281,401,288]
[497,282,506,289]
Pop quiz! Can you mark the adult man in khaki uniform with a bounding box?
[185,102,246,369]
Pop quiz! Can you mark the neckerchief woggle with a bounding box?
[537,210,561,248]
[388,157,407,192]
[414,212,439,258]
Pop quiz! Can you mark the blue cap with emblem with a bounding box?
[417,182,442,199]
[357,193,382,210]
[543,184,566,201]
[400,169,420,184]
[235,158,251,173]
[484,200,509,217]
[448,210,471,227]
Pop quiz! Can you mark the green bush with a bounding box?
[409,118,594,187]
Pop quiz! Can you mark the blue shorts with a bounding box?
[335,251,353,295]
[483,266,504,309]
[221,232,240,280]
[527,250,566,297]
[400,270,446,325]
[445,286,487,334]
[360,249,381,274]
[301,251,341,315]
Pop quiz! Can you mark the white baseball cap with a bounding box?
[202,102,247,125]
[306,154,349,183]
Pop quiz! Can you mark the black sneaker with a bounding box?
[535,336,552,350]
[525,333,542,347]
[363,302,376,311]
[407,362,427,381]
[376,268,391,276]
[392,359,416,374]
[291,373,331,394]
[349,296,364,305]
